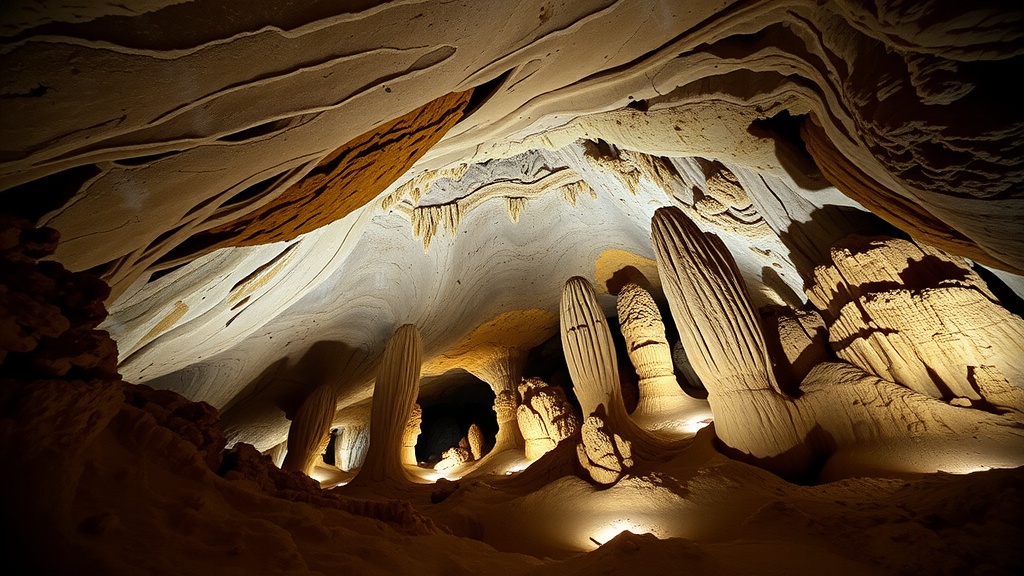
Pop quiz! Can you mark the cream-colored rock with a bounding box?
[761,306,830,388]
[334,423,369,473]
[266,441,287,469]
[467,423,484,461]
[576,412,634,486]
[517,377,579,461]
[616,282,711,435]
[807,236,1024,406]
[402,404,423,466]
[560,276,681,459]
[282,384,337,476]
[652,206,1024,480]
[435,438,473,472]
[353,324,423,484]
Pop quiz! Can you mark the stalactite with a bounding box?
[282,383,338,476]
[505,197,527,223]
[353,324,423,484]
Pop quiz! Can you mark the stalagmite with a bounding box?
[282,383,338,476]
[559,276,677,462]
[467,423,484,461]
[436,437,473,471]
[402,404,423,466]
[761,307,830,389]
[335,422,369,472]
[353,324,423,484]
[267,440,288,469]
[576,410,633,486]
[616,282,710,434]
[516,377,579,461]
[652,206,1024,480]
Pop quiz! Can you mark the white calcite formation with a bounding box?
[352,324,423,485]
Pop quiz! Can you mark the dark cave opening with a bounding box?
[416,370,498,463]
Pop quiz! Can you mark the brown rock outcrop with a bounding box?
[194,90,471,252]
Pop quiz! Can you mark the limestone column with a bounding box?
[355,324,423,484]
[466,347,527,453]
[649,206,1024,479]
[559,276,667,462]
[616,282,709,432]
[282,383,338,476]
[334,423,369,472]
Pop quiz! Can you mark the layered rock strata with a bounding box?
[652,206,1024,480]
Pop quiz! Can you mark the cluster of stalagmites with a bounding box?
[649,206,1024,480]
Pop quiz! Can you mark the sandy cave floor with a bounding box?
[68,407,1024,576]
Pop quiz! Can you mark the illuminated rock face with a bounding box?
[3,1,1024,574]
[517,377,579,461]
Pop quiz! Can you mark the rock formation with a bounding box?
[352,324,423,485]
[808,235,1024,407]
[402,403,423,466]
[3,1,1024,574]
[652,205,1024,480]
[615,282,711,434]
[517,377,579,461]
[281,383,337,475]
[576,410,634,486]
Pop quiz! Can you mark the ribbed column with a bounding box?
[282,383,338,476]
[355,324,423,484]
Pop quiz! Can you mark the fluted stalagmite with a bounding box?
[402,404,423,466]
[616,282,710,434]
[335,423,369,472]
[651,207,812,475]
[282,384,338,476]
[560,276,677,464]
[354,324,423,484]
[652,206,1024,480]
[517,377,579,461]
